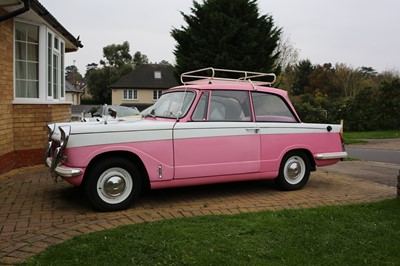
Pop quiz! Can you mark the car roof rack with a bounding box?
[181,67,276,86]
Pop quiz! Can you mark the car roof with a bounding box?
[167,67,289,98]
[168,83,289,98]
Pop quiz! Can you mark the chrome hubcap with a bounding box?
[97,167,133,204]
[103,176,126,197]
[284,156,305,185]
[287,161,300,179]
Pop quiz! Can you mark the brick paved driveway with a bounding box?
[0,164,396,264]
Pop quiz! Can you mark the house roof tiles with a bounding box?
[110,64,179,89]
[65,80,81,93]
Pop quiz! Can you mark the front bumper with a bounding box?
[44,124,81,181]
[45,157,82,179]
[315,151,348,160]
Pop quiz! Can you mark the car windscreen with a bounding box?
[150,91,195,119]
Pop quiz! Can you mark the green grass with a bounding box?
[21,199,400,266]
[343,130,400,144]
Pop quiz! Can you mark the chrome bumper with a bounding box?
[44,124,79,181]
[315,151,348,160]
[45,157,82,179]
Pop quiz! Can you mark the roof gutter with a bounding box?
[0,0,82,51]
[30,0,83,50]
[0,0,30,23]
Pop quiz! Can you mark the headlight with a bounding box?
[59,125,71,150]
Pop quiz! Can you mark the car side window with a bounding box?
[192,92,209,121]
[192,90,252,122]
[209,90,251,121]
[252,92,297,123]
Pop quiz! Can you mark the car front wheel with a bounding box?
[85,157,142,211]
[275,151,310,191]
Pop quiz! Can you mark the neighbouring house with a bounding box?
[65,80,83,105]
[110,64,179,110]
[80,82,92,101]
[0,0,82,174]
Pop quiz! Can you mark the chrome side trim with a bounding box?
[315,152,348,160]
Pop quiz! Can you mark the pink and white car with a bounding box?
[44,68,347,211]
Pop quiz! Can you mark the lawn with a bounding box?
[343,130,400,144]
[21,199,400,265]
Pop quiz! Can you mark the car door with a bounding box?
[251,91,299,174]
[173,90,260,179]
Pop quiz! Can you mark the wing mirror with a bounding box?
[108,108,117,118]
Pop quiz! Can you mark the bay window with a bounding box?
[15,21,39,98]
[14,20,65,102]
[46,30,65,100]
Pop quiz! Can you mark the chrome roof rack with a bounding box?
[180,67,276,86]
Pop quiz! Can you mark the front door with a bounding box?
[173,90,260,179]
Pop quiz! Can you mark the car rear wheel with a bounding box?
[85,157,141,211]
[275,151,310,191]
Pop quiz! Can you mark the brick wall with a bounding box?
[0,104,71,174]
[0,10,15,173]
[12,104,71,169]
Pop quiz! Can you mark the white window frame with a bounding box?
[13,19,66,104]
[154,70,161,79]
[14,20,40,99]
[123,89,138,100]
[153,90,163,100]
[46,28,65,101]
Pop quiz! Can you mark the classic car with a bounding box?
[45,68,347,211]
[82,105,141,122]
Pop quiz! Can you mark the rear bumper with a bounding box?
[315,151,348,160]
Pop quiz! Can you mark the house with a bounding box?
[80,82,92,101]
[0,0,82,174]
[110,64,179,110]
[65,80,83,105]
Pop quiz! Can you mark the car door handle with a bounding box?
[246,128,259,133]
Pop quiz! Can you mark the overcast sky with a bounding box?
[39,0,400,74]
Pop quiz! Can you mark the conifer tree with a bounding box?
[172,0,281,74]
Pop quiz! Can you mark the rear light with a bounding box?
[339,120,344,138]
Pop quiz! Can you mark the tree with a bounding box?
[361,66,378,78]
[85,63,98,79]
[289,59,314,96]
[171,0,282,75]
[332,63,364,99]
[133,51,149,67]
[100,41,133,69]
[275,34,299,72]
[307,63,339,98]
[86,41,148,104]
[343,87,379,131]
[87,67,111,104]
[376,79,400,129]
[65,65,82,86]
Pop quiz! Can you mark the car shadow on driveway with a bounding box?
[55,178,279,212]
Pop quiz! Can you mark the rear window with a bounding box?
[252,92,297,123]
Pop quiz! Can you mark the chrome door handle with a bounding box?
[246,128,259,133]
